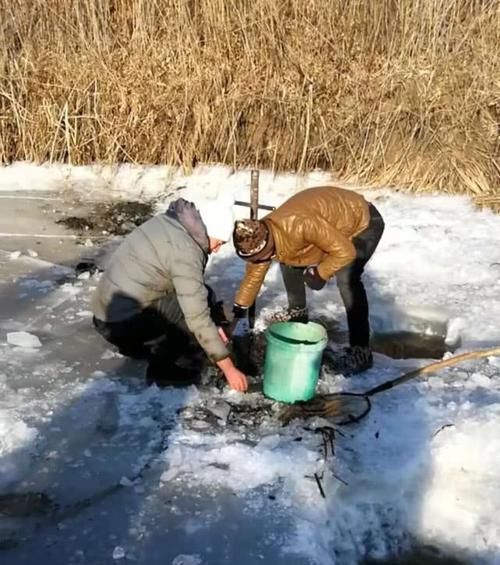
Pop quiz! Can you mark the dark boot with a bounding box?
[324,346,373,376]
[287,307,309,323]
[269,307,309,324]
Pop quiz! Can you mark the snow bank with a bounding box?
[0,162,337,203]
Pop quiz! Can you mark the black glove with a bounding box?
[232,304,249,319]
[303,267,326,291]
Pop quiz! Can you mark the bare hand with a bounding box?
[216,357,248,392]
[223,365,249,392]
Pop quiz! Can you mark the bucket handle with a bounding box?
[268,328,322,346]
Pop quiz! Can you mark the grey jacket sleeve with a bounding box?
[170,251,230,363]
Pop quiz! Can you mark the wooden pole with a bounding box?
[366,346,500,396]
[248,169,260,329]
[250,169,259,221]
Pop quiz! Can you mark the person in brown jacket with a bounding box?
[232,186,384,375]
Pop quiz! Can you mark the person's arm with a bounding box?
[234,260,272,308]
[302,217,356,281]
[171,253,248,391]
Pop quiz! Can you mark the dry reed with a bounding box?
[1,0,499,193]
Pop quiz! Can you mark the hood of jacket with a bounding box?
[166,198,209,253]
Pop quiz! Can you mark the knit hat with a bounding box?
[197,200,235,242]
[233,219,270,258]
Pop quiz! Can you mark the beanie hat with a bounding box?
[233,219,270,258]
[197,200,235,242]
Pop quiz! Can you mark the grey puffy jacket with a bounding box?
[91,200,229,362]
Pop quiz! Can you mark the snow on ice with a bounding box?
[0,163,499,564]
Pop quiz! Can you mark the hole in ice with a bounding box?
[371,331,449,360]
[370,306,457,360]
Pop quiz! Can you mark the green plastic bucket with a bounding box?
[263,321,328,403]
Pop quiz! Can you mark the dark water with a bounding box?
[371,331,448,360]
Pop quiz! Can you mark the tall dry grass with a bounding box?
[0,0,499,193]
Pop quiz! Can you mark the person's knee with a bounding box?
[336,270,356,290]
[336,269,365,303]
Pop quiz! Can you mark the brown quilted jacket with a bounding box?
[235,186,370,307]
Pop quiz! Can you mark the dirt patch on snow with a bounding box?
[56,200,155,236]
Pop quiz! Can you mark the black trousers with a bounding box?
[93,285,221,365]
[280,204,385,348]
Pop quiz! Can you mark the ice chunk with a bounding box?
[9,251,22,259]
[7,331,42,348]
[189,420,210,431]
[172,555,202,565]
[488,355,500,368]
[205,400,231,422]
[469,372,491,388]
[27,249,39,258]
[112,546,125,560]
[445,317,466,347]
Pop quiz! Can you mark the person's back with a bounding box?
[267,186,370,241]
[92,213,205,323]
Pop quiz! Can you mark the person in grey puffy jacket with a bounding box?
[91,198,248,392]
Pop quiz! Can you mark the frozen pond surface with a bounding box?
[1,173,500,564]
